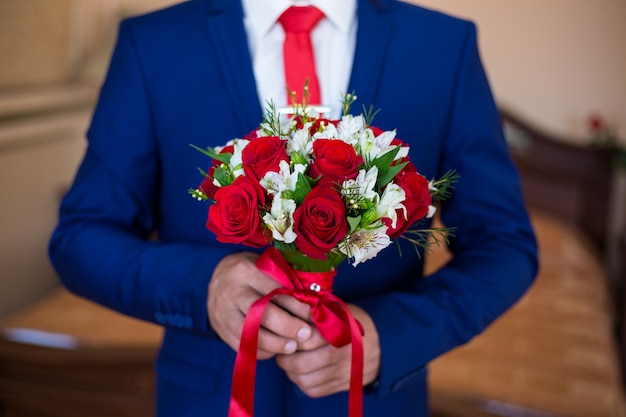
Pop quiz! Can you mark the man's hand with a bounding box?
[276,304,381,397]
[207,252,313,360]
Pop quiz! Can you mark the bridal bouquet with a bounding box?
[190,92,456,417]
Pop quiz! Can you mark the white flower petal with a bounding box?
[427,205,437,219]
[339,225,392,267]
[230,139,249,178]
[376,184,406,227]
[263,197,297,243]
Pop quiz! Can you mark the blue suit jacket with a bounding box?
[49,0,538,415]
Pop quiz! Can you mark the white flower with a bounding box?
[371,130,398,161]
[339,223,392,266]
[313,121,338,140]
[263,196,297,243]
[254,125,269,138]
[395,145,409,160]
[427,205,437,219]
[342,167,379,203]
[286,127,313,160]
[426,181,438,219]
[337,114,366,146]
[376,183,406,228]
[230,139,250,178]
[354,128,376,160]
[260,160,306,195]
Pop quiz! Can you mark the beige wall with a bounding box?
[0,0,624,319]
[0,0,181,90]
[412,0,626,145]
[0,93,92,319]
[0,0,178,320]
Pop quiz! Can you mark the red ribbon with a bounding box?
[227,247,364,417]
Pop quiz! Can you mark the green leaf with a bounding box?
[347,215,362,233]
[273,241,297,252]
[372,146,400,174]
[213,166,232,186]
[279,248,346,272]
[377,161,408,189]
[189,143,232,165]
[372,146,402,187]
[362,104,381,126]
[294,172,311,205]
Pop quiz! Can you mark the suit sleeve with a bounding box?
[356,22,538,396]
[48,20,230,335]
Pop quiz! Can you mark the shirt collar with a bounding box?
[242,0,356,38]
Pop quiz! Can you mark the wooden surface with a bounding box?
[1,290,162,349]
[622,238,626,391]
[0,293,162,417]
[427,212,626,417]
[502,109,617,253]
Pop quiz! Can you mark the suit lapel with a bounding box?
[201,0,392,127]
[204,0,262,131]
[348,0,392,110]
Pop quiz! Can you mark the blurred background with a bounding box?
[0,0,625,320]
[1,2,626,417]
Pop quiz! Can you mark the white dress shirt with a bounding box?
[242,0,357,118]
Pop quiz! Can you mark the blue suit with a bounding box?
[49,0,538,415]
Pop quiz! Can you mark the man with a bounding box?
[49,0,538,416]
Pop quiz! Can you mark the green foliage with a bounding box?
[371,146,408,189]
[189,143,232,165]
[293,172,311,205]
[340,91,357,116]
[362,104,381,126]
[430,170,460,201]
[278,248,346,272]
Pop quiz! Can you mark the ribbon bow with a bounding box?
[227,247,364,417]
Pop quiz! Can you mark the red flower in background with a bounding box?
[588,113,604,132]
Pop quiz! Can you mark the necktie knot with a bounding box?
[278,6,324,34]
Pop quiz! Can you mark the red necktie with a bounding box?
[278,6,324,106]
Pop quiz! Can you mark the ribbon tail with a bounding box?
[334,297,364,417]
[228,288,289,417]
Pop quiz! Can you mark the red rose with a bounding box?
[241,136,289,181]
[199,167,219,199]
[206,176,270,247]
[384,172,432,238]
[309,139,363,181]
[396,157,417,176]
[198,145,234,199]
[293,185,348,260]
